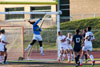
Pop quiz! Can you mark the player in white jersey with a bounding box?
[57,31,67,62]
[80,27,95,66]
[0,29,8,64]
[65,33,74,63]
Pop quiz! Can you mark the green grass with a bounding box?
[0,1,58,5]
[5,60,100,67]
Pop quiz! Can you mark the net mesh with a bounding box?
[0,26,24,60]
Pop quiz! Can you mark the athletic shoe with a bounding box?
[58,59,61,62]
[92,61,95,66]
[4,62,8,64]
[80,64,82,66]
[75,64,79,67]
[68,61,71,63]
[77,61,80,66]
[41,52,44,56]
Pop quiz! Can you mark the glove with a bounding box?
[36,28,40,31]
[40,18,42,20]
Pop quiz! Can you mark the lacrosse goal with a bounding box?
[0,26,24,60]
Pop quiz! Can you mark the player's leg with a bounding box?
[38,41,44,55]
[80,51,86,66]
[62,50,66,61]
[84,52,88,63]
[75,48,82,67]
[88,49,95,66]
[36,35,44,56]
[25,40,37,52]
[74,52,79,67]
[0,52,2,63]
[67,50,71,63]
[58,47,64,62]
[70,49,74,61]
[0,51,4,64]
[69,45,74,61]
[3,47,7,64]
[74,47,80,65]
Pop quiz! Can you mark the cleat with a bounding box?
[58,59,61,62]
[68,61,71,63]
[92,61,95,66]
[77,61,80,66]
[41,52,44,56]
[80,64,82,66]
[75,64,78,67]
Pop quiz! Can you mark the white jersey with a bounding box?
[0,34,6,46]
[0,34,6,51]
[58,35,66,46]
[66,37,72,45]
[84,31,95,47]
[65,37,73,50]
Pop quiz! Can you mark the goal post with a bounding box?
[0,26,24,60]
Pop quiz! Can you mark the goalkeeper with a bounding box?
[25,18,44,56]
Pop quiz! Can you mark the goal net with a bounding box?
[0,11,60,60]
[0,26,24,60]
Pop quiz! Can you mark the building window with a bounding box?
[60,0,70,22]
[30,6,51,19]
[5,7,24,20]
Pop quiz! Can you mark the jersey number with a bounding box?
[76,38,80,43]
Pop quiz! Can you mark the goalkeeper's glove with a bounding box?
[36,28,40,31]
[40,18,42,20]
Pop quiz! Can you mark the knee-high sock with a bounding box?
[90,54,94,61]
[80,56,84,64]
[25,44,32,52]
[4,55,7,63]
[75,57,77,64]
[67,53,70,61]
[77,55,80,62]
[71,54,74,60]
[62,54,65,60]
[40,47,43,54]
[85,54,88,60]
[0,56,2,63]
[75,55,80,64]
[63,54,65,58]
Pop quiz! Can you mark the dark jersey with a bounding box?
[73,34,82,52]
[73,34,82,45]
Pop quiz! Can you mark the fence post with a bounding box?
[94,13,96,18]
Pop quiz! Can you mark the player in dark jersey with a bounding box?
[72,29,82,67]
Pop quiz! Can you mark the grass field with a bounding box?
[2,60,100,67]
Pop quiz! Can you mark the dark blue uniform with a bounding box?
[73,34,82,52]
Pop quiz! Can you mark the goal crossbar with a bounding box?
[0,11,61,15]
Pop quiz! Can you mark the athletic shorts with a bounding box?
[66,45,73,50]
[4,46,7,52]
[60,44,67,50]
[82,46,92,51]
[73,46,82,53]
[33,34,42,41]
[0,43,4,52]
